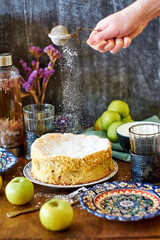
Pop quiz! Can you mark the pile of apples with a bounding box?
[1,175,74,231]
[94,100,133,142]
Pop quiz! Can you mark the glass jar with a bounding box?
[0,53,24,156]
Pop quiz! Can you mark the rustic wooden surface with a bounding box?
[1,155,160,240]
[0,0,160,128]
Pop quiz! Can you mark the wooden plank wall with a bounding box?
[0,0,159,128]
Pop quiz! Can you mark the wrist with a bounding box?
[136,0,160,22]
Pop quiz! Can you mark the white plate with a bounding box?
[23,160,118,189]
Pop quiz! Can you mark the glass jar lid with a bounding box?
[0,53,12,67]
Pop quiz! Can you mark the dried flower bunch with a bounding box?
[20,45,62,103]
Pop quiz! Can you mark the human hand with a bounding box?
[87,1,148,54]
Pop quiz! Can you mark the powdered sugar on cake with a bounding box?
[33,133,110,158]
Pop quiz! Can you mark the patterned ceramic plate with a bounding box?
[0,149,18,173]
[80,181,160,221]
[23,160,118,189]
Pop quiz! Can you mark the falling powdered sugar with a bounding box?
[58,43,83,133]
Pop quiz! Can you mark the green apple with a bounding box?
[5,177,34,205]
[107,100,130,118]
[0,175,2,190]
[100,110,121,131]
[94,117,104,131]
[107,121,124,143]
[122,115,134,123]
[39,199,74,231]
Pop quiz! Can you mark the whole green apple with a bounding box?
[5,177,34,205]
[94,117,104,131]
[101,110,121,131]
[107,120,123,142]
[39,199,74,231]
[0,175,2,190]
[107,100,130,118]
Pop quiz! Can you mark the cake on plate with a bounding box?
[31,133,114,185]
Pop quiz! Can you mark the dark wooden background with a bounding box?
[0,0,159,129]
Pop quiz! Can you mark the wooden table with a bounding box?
[1,155,160,240]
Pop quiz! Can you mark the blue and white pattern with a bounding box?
[80,181,160,221]
[0,148,18,173]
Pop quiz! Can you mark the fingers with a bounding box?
[87,36,132,53]
[87,31,103,45]
[87,39,115,52]
[123,36,132,48]
[87,29,100,45]
[87,24,102,45]
[99,39,115,53]
[87,27,115,46]
[87,40,107,51]
[121,25,145,50]
[87,35,133,53]
[110,38,124,54]
[87,37,125,54]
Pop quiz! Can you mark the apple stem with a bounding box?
[51,202,58,207]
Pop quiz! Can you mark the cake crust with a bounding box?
[31,133,114,185]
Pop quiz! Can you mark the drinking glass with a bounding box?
[129,123,160,155]
[129,123,160,183]
[23,103,54,160]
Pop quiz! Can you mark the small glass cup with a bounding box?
[129,123,160,183]
[129,123,160,155]
[23,103,54,160]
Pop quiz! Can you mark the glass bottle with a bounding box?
[0,53,24,156]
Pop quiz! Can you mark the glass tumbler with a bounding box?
[129,123,160,183]
[23,103,54,160]
[129,123,160,155]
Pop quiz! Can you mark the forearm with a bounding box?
[136,0,160,22]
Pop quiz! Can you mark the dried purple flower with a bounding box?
[23,82,31,92]
[54,116,76,133]
[31,60,37,69]
[20,59,32,78]
[29,46,43,59]
[37,68,44,77]
[44,44,62,60]
[20,45,62,103]
[43,68,55,82]
[27,70,38,85]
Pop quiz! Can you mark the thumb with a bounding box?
[129,25,146,40]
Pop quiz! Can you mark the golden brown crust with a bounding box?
[31,133,114,185]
